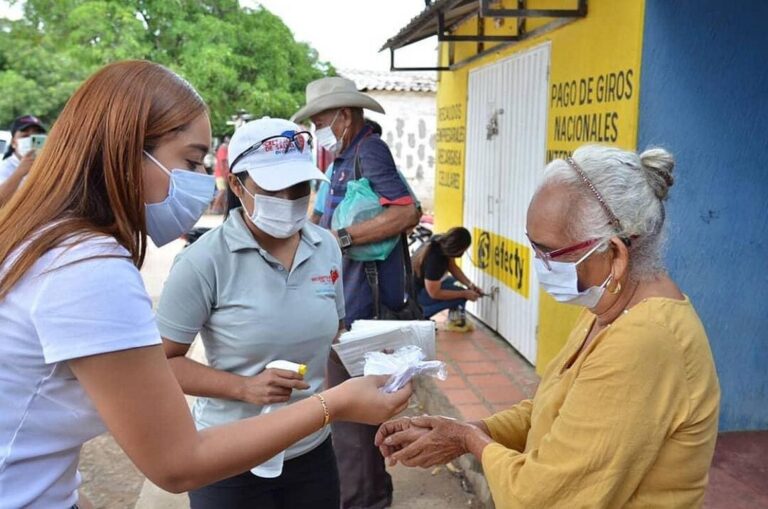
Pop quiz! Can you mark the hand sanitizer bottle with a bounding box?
[251,360,307,478]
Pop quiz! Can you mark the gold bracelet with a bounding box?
[313,393,330,427]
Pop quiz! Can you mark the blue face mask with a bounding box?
[144,151,215,247]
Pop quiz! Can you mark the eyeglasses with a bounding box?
[526,232,604,271]
[230,130,313,172]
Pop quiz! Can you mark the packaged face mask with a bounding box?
[363,345,447,393]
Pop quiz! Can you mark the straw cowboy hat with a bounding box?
[291,77,385,122]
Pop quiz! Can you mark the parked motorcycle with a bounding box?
[408,214,433,254]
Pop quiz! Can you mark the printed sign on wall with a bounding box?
[472,228,531,299]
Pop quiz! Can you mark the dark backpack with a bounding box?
[364,234,424,321]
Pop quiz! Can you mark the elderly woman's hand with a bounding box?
[375,417,430,459]
[379,415,489,468]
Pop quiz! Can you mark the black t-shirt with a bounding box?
[416,241,449,292]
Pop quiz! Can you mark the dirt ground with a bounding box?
[79,435,145,508]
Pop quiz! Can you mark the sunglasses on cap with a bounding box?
[230,130,313,172]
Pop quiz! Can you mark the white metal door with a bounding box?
[463,43,551,364]
[463,64,503,330]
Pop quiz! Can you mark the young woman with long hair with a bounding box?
[0,60,410,508]
[411,227,484,325]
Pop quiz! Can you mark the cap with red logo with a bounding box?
[10,115,46,136]
[228,117,328,192]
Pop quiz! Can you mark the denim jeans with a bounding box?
[417,277,467,318]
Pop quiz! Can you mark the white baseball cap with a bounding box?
[228,117,328,191]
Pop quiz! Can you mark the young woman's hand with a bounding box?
[469,284,486,297]
[325,375,412,425]
[462,289,482,302]
[238,368,310,405]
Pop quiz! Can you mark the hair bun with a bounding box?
[640,147,675,201]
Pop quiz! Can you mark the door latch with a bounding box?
[486,108,504,140]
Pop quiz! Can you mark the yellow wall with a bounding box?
[433,0,645,373]
[434,47,469,234]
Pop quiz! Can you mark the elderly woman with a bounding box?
[376,145,720,508]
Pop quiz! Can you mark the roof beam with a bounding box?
[479,0,587,18]
[389,48,450,72]
[437,11,520,42]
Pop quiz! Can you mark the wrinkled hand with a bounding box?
[327,375,412,425]
[379,415,480,468]
[239,368,310,405]
[375,416,430,459]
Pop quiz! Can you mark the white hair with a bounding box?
[537,145,675,280]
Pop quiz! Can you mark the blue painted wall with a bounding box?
[638,1,768,431]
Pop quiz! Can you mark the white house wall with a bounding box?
[365,90,436,212]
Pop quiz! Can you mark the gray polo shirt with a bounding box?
[156,209,344,460]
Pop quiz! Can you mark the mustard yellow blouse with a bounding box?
[481,297,720,508]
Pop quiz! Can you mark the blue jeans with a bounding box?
[417,277,467,318]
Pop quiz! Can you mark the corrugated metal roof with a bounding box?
[338,69,437,93]
[381,0,586,53]
[381,0,477,51]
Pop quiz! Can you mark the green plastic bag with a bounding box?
[331,177,398,261]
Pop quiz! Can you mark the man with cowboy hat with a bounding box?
[293,77,420,509]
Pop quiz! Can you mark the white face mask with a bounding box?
[316,110,346,154]
[239,185,310,238]
[533,240,613,309]
[16,137,32,157]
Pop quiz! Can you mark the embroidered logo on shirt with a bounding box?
[311,267,339,297]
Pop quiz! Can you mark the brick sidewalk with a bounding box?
[421,313,768,509]
[433,322,538,421]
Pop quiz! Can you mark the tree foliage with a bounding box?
[0,0,333,134]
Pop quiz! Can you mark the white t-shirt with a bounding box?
[0,154,20,184]
[0,236,160,508]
